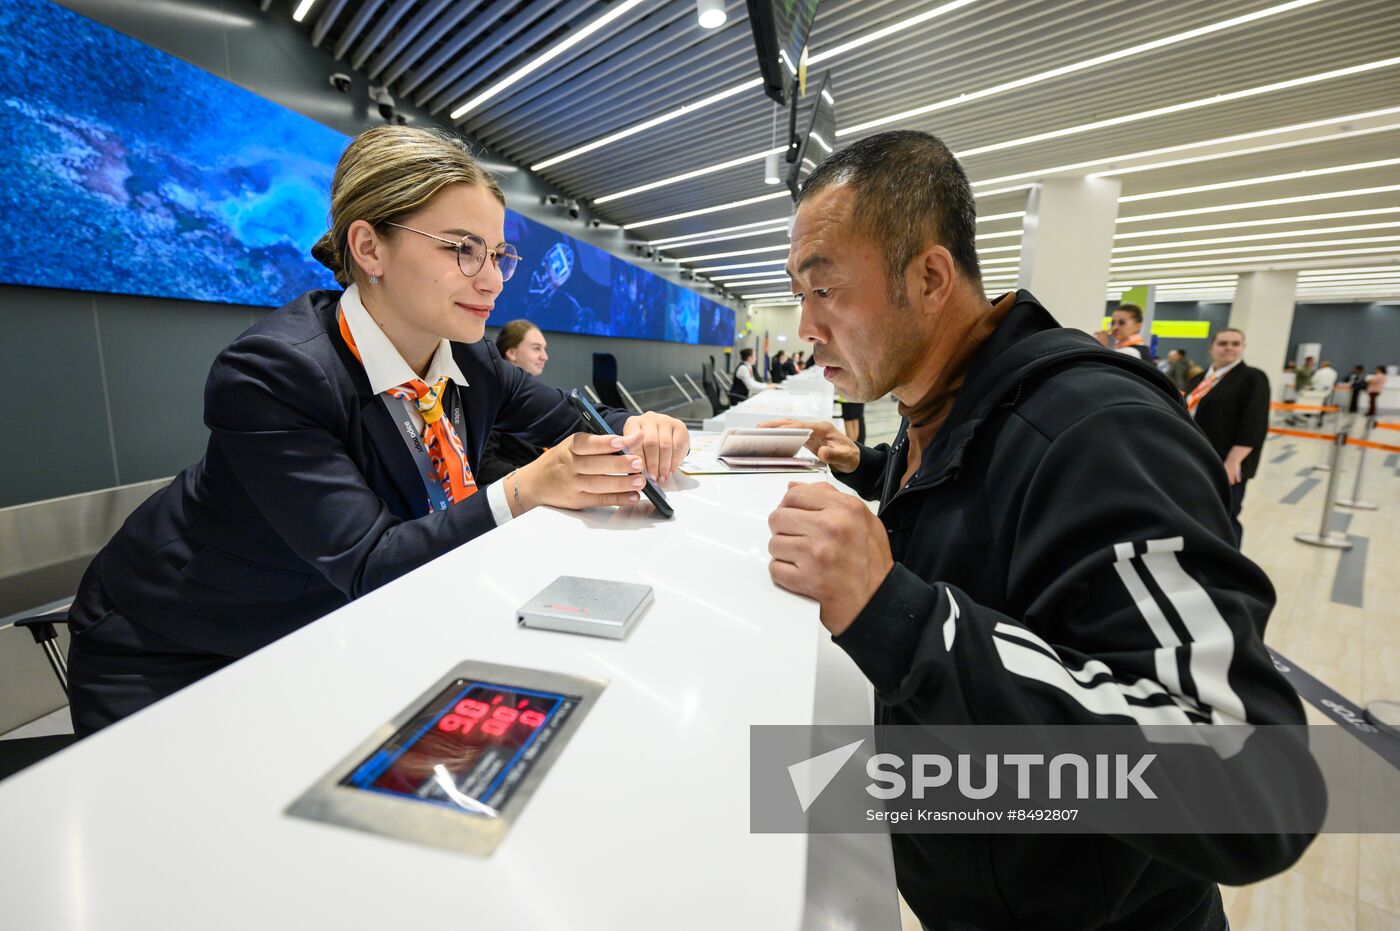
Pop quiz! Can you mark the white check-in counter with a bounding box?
[0,470,897,930]
[704,367,837,431]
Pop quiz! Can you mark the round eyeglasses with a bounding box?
[384,222,521,282]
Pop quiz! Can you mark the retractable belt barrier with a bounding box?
[1270,402,1341,413]
[1267,422,1398,547]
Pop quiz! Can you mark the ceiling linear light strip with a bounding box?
[643,202,1023,249]
[1107,274,1240,282]
[1292,265,1400,275]
[649,218,790,246]
[1298,271,1400,280]
[596,145,787,205]
[654,225,790,251]
[978,245,1022,254]
[1113,208,1400,240]
[977,230,1024,241]
[728,279,793,288]
[681,243,790,263]
[292,0,317,21]
[623,192,791,230]
[807,0,981,64]
[1117,186,1400,224]
[450,0,647,119]
[710,270,797,281]
[1111,223,1400,253]
[691,259,790,273]
[1108,235,1400,262]
[1119,158,1400,204]
[531,0,980,171]
[532,79,764,170]
[593,9,1375,235]
[954,56,1400,161]
[1109,247,1400,272]
[979,211,1026,223]
[837,0,1326,137]
[970,108,1400,190]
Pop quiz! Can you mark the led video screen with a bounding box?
[0,0,734,346]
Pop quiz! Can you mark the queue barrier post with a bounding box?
[1336,417,1379,511]
[1295,429,1353,550]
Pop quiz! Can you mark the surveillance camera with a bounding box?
[680,270,693,281]
[589,218,603,229]
[566,198,580,220]
[329,73,352,93]
[369,84,397,122]
[546,194,562,206]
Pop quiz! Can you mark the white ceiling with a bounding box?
[286,0,1400,304]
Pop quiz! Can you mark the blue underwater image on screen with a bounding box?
[0,0,734,345]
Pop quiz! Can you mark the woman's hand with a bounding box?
[758,419,861,473]
[623,412,691,482]
[510,431,648,516]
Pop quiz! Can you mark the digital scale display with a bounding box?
[286,662,606,856]
[342,680,579,817]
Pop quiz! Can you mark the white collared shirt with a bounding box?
[1202,359,1242,384]
[340,283,513,526]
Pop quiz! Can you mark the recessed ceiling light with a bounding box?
[696,0,726,29]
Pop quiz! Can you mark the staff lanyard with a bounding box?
[378,392,464,515]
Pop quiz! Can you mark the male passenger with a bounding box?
[763,131,1315,931]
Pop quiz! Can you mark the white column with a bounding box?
[1229,270,1297,400]
[1017,176,1122,335]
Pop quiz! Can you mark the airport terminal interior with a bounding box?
[2,0,1399,929]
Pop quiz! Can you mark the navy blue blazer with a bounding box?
[81,289,629,657]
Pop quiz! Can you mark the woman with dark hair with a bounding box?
[476,319,550,484]
[65,126,689,735]
[770,350,789,384]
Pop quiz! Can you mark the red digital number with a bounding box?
[455,698,489,719]
[438,714,463,732]
[519,710,546,729]
[481,706,519,737]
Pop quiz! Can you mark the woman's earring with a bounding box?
[369,274,380,284]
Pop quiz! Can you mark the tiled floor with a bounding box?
[870,402,1400,930]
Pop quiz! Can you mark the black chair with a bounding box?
[700,361,726,416]
[15,609,70,696]
[591,353,626,409]
[0,608,76,781]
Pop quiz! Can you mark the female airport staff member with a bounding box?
[477,319,550,484]
[65,126,689,735]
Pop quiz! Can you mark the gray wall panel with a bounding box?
[97,296,255,484]
[1287,303,1400,372]
[0,286,116,507]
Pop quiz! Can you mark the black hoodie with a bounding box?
[832,292,1317,930]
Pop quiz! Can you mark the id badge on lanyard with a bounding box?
[379,393,464,515]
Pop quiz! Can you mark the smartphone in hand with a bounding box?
[567,389,674,519]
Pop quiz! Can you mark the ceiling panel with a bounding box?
[280,0,1400,301]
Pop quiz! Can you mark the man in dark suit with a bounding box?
[1185,328,1271,543]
